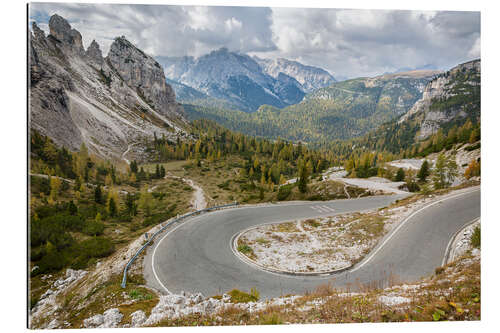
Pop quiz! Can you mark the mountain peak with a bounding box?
[86,40,103,65]
[48,14,84,55]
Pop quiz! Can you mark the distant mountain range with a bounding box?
[156,48,335,112]
[184,69,441,143]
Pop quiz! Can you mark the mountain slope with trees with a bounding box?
[184,70,440,143]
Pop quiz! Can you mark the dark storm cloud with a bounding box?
[29,3,480,78]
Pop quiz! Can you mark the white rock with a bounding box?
[47,319,59,329]
[102,308,123,328]
[83,314,104,328]
[378,295,410,306]
[130,310,147,327]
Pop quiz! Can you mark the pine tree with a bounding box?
[417,160,430,182]
[74,176,82,192]
[155,164,161,179]
[68,201,78,215]
[138,188,153,216]
[108,197,117,217]
[394,168,405,182]
[125,192,137,216]
[298,164,309,193]
[107,188,119,217]
[94,185,103,204]
[49,177,61,201]
[130,160,138,174]
[279,174,286,185]
[432,153,457,189]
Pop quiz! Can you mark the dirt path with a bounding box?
[165,174,207,211]
[122,143,137,165]
[183,178,207,211]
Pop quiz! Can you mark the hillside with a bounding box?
[29,14,187,161]
[334,60,481,157]
[399,59,480,139]
[184,70,440,143]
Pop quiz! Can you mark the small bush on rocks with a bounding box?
[471,226,480,249]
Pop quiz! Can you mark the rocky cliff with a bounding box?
[29,14,186,161]
[398,59,480,139]
[256,57,336,93]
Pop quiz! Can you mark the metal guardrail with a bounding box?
[121,202,239,288]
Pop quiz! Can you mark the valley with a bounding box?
[28,12,481,329]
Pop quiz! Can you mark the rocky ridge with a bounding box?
[29,14,187,160]
[398,59,480,139]
[256,56,336,93]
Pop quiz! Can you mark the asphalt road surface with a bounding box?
[144,187,480,299]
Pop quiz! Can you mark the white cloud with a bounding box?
[28,3,479,79]
[468,37,481,58]
[225,17,243,32]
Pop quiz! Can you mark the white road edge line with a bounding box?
[350,187,480,273]
[441,217,480,267]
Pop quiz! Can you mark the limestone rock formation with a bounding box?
[29,14,187,160]
[107,36,180,118]
[398,59,480,139]
[86,40,103,65]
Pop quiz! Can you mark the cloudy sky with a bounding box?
[29,2,480,79]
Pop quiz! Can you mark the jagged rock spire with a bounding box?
[86,40,103,65]
[48,14,85,56]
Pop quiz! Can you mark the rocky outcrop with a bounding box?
[399,59,480,139]
[83,308,123,328]
[29,14,187,160]
[107,37,182,118]
[86,40,103,65]
[48,14,85,56]
[257,57,336,93]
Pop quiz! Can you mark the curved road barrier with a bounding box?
[121,202,239,288]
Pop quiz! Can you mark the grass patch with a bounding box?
[237,244,253,255]
[228,288,260,303]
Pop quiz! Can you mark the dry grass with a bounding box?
[151,253,480,327]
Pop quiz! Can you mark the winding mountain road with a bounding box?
[144,187,480,299]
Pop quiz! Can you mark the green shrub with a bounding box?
[464,143,480,151]
[36,248,68,274]
[277,185,292,201]
[79,237,115,258]
[83,220,105,236]
[237,244,253,255]
[128,289,153,300]
[470,226,480,248]
[228,288,260,303]
[30,297,39,310]
[217,180,230,190]
[142,204,177,227]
